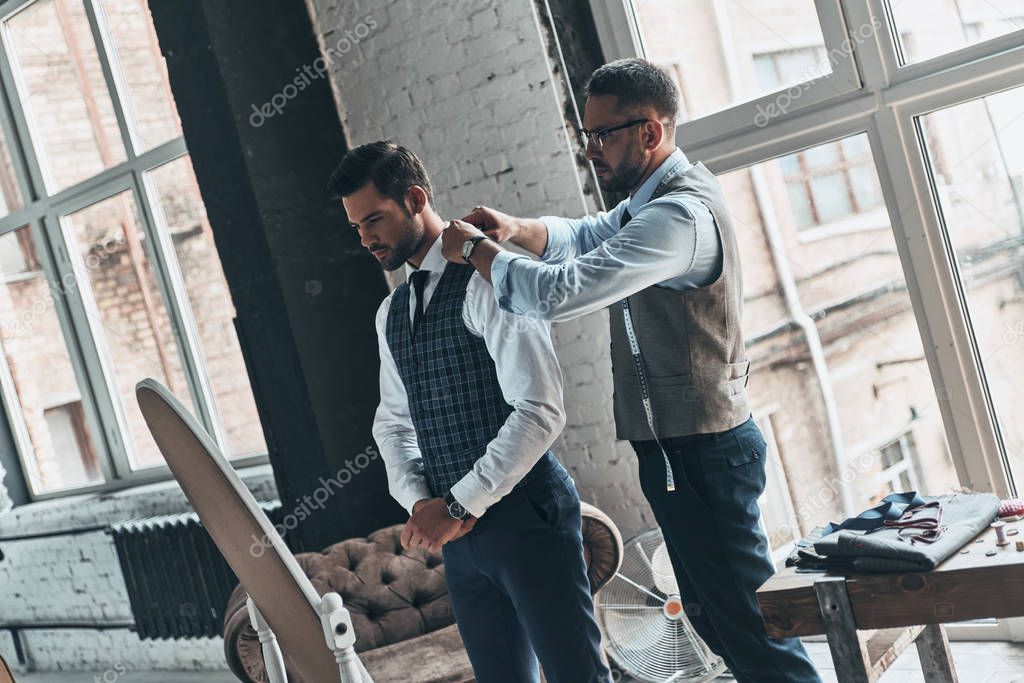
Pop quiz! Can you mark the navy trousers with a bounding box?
[441,452,612,683]
[631,417,822,683]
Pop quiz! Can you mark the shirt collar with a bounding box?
[628,148,690,216]
[404,230,446,280]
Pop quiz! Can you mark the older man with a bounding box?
[441,59,821,682]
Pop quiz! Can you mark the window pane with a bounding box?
[849,165,882,209]
[720,135,959,548]
[918,85,1024,489]
[808,172,853,222]
[889,0,1024,65]
[635,0,829,123]
[4,0,127,191]
[0,127,22,218]
[0,225,101,494]
[804,143,842,167]
[785,181,814,228]
[63,191,193,470]
[98,0,182,151]
[147,156,266,458]
[777,139,885,231]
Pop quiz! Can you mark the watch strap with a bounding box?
[463,235,487,262]
[444,491,468,519]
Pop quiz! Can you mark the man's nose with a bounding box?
[584,144,601,162]
[359,230,375,249]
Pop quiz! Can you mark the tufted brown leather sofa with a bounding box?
[223,501,623,682]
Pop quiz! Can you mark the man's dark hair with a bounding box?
[327,140,433,208]
[585,58,679,127]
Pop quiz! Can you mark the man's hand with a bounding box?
[462,206,519,243]
[449,515,478,541]
[401,497,464,553]
[463,206,550,258]
[440,219,485,264]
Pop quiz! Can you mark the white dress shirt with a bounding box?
[372,232,566,519]
[489,148,723,320]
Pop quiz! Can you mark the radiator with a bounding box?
[108,501,288,640]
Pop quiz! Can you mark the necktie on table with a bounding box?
[410,269,430,337]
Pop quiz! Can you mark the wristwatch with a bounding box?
[444,491,469,520]
[460,235,487,263]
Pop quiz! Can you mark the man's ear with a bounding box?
[405,185,429,216]
[643,119,664,151]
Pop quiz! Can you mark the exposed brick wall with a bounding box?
[12,631,225,675]
[305,0,656,539]
[0,466,277,674]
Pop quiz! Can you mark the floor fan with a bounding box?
[595,528,727,682]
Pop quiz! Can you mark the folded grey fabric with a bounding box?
[811,493,999,573]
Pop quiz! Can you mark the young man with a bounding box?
[441,59,822,682]
[329,141,611,683]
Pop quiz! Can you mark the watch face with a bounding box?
[447,500,466,519]
[461,240,474,259]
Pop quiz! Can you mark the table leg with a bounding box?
[915,623,957,682]
[814,576,873,683]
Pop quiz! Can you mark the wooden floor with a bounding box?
[716,640,1024,682]
[12,640,1024,681]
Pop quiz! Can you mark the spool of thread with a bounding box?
[1016,540,1024,552]
[993,520,1009,546]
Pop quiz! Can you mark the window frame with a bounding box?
[588,0,1024,499]
[590,0,863,151]
[0,0,267,500]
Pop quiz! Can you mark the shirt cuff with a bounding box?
[448,474,498,519]
[538,216,572,262]
[396,479,433,517]
[490,250,530,313]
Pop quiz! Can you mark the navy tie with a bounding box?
[410,270,430,337]
[620,208,632,229]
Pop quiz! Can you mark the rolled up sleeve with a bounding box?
[491,198,702,322]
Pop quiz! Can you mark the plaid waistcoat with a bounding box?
[384,262,514,496]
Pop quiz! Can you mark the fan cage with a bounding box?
[596,528,727,682]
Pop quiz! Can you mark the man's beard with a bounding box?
[596,152,645,193]
[379,215,424,271]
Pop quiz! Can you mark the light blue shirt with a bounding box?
[490,149,722,322]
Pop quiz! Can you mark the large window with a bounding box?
[719,135,959,535]
[585,0,1024,533]
[0,0,265,498]
[919,84,1024,491]
[631,0,838,124]
[887,0,1024,65]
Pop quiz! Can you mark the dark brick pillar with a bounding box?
[149,0,403,551]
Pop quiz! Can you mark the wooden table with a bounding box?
[757,522,1024,682]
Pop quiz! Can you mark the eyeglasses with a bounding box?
[578,118,651,149]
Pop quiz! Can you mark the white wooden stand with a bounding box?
[247,591,374,683]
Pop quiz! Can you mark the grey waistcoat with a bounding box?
[609,161,750,441]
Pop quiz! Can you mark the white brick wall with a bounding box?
[0,465,276,673]
[306,0,655,539]
[16,631,225,675]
